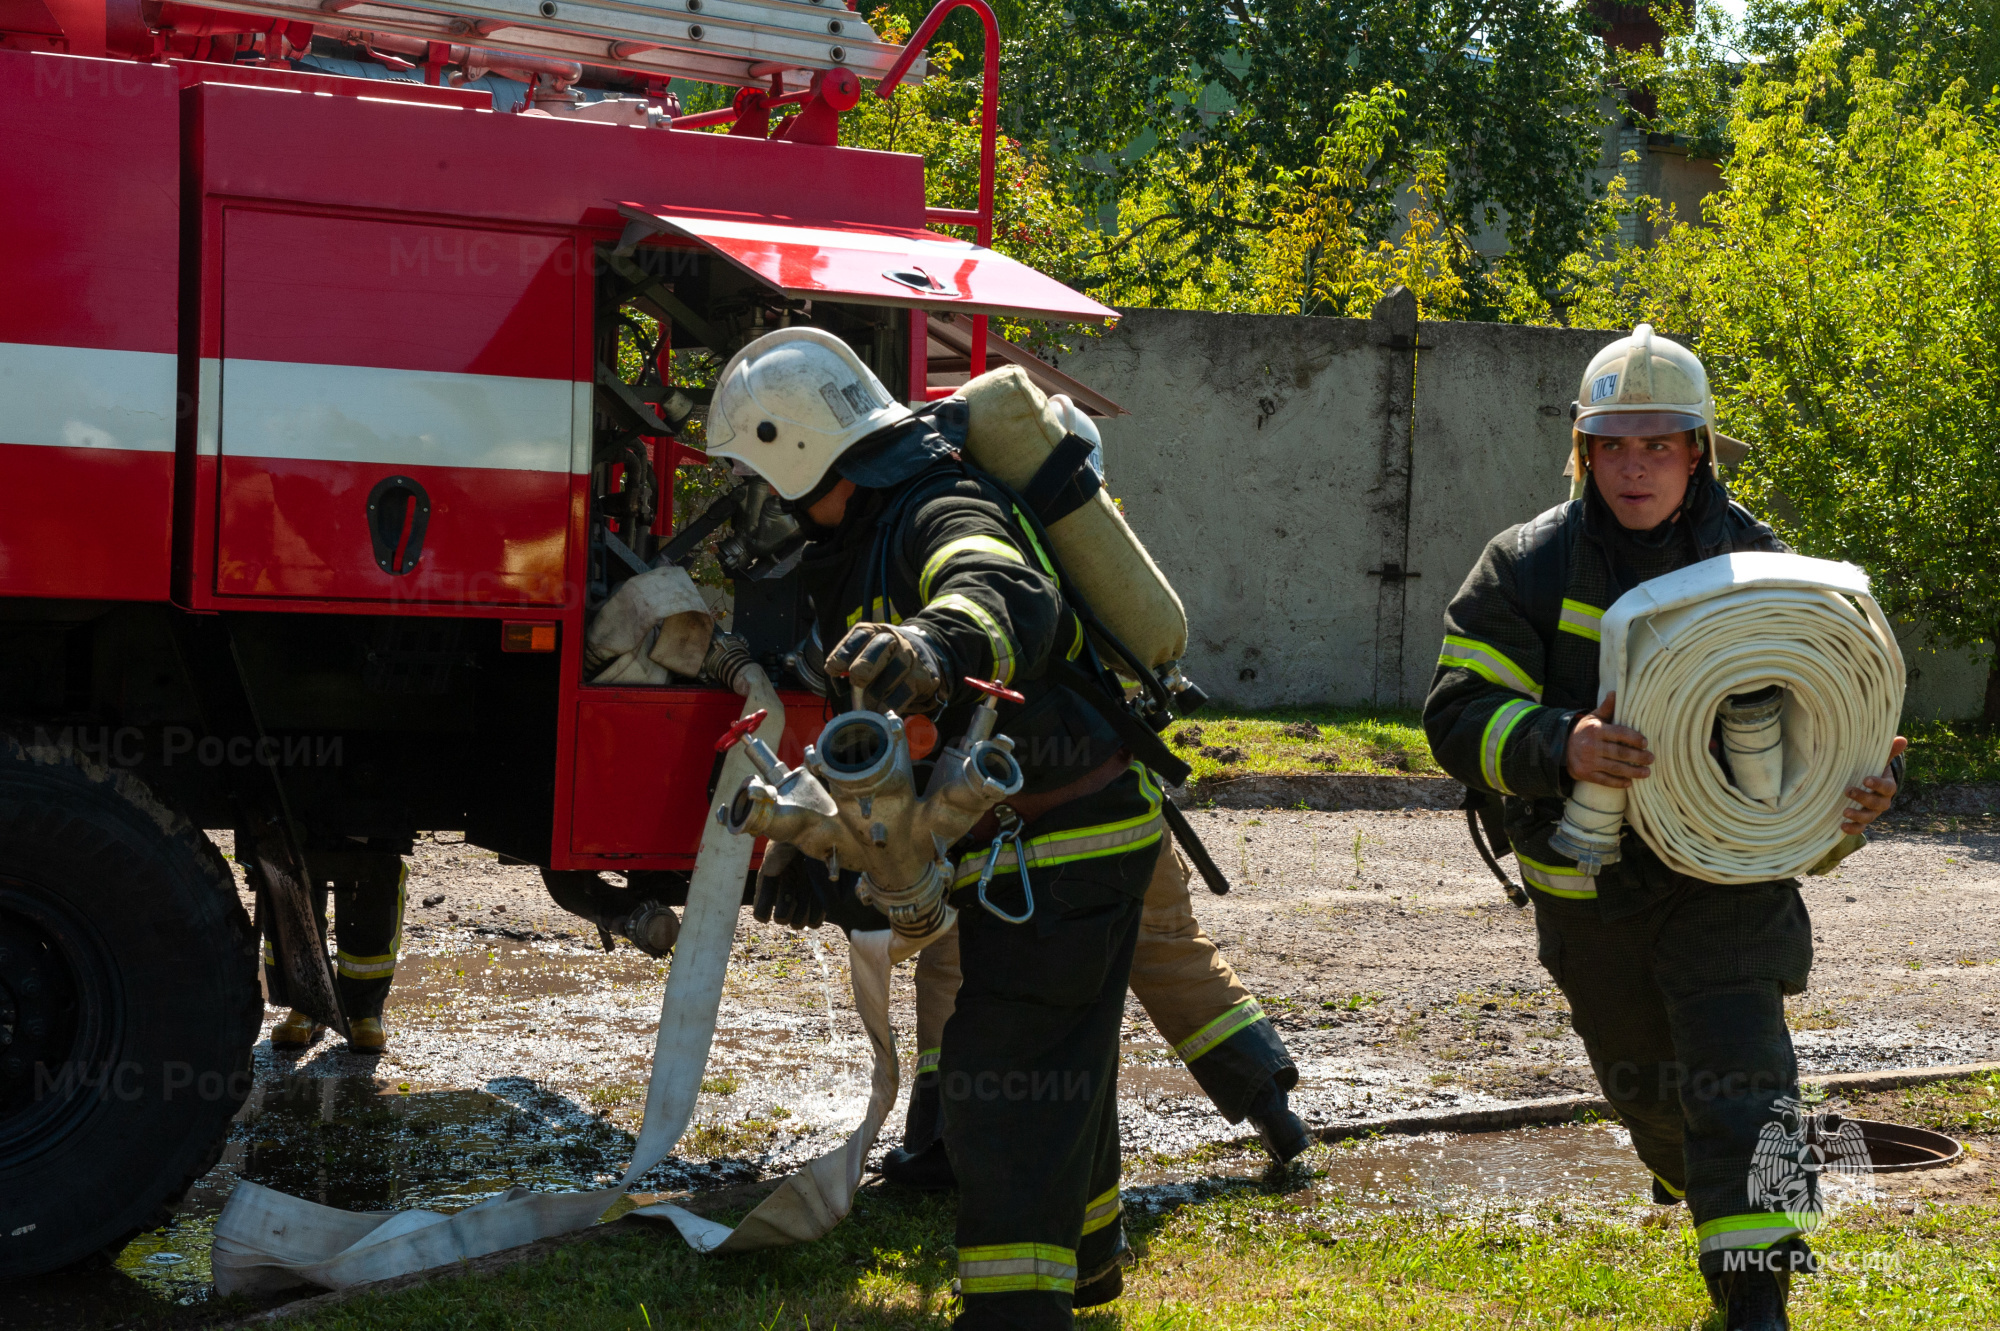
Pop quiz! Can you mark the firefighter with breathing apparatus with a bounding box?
[707,326,1297,1327]
[1423,325,1905,1331]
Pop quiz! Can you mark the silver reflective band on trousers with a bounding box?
[1550,552,1904,885]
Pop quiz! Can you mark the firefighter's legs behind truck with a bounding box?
[889,842,1306,1190]
[1532,879,1814,1329]
[268,848,408,1053]
[942,835,1156,1329]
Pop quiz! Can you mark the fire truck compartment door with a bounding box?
[214,210,580,604]
[617,205,1118,322]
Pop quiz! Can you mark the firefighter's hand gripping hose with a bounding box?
[1549,552,1904,885]
[212,667,915,1293]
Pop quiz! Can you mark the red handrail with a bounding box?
[876,0,998,379]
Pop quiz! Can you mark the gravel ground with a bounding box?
[219,806,2000,1172]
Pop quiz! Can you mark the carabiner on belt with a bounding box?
[974,805,1034,925]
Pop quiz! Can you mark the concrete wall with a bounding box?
[1058,307,1989,722]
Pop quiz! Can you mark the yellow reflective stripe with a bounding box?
[1696,1212,1811,1253]
[916,1046,941,1073]
[1518,853,1597,900]
[1559,599,1604,642]
[336,950,398,980]
[1653,1171,1686,1200]
[927,593,1015,684]
[1173,998,1266,1063]
[952,767,1164,887]
[1479,699,1537,796]
[844,597,905,629]
[261,939,275,964]
[958,1242,1077,1294]
[1066,614,1085,662]
[1438,635,1542,701]
[1011,505,1060,584]
[919,535,1026,602]
[1081,1186,1122,1236]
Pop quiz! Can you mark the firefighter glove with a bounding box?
[825,622,951,714]
[753,842,826,931]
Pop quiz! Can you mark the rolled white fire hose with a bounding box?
[213,668,923,1294]
[1550,552,1904,885]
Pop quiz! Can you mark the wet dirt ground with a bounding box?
[9,807,1998,1326]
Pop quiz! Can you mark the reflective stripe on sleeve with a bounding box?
[1173,998,1267,1064]
[952,766,1163,887]
[916,1046,941,1075]
[1081,1186,1122,1237]
[1653,1172,1686,1200]
[1438,636,1542,701]
[844,596,905,629]
[1479,699,1537,796]
[918,535,1026,602]
[261,938,275,965]
[1518,854,1597,900]
[1011,505,1061,583]
[958,1242,1077,1295]
[1696,1212,1810,1253]
[927,593,1016,684]
[1559,599,1605,642]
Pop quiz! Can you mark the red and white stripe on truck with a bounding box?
[206,209,582,604]
[0,52,182,602]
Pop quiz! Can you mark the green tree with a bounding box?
[999,0,1612,313]
[1567,35,2000,719]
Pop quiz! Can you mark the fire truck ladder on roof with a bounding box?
[193,0,917,93]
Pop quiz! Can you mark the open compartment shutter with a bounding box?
[616,204,1118,323]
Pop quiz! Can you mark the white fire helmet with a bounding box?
[1566,323,1748,500]
[706,327,911,500]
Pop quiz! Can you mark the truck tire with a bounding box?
[0,738,261,1279]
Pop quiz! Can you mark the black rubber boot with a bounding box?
[880,1136,957,1190]
[1710,1267,1791,1331]
[1072,1261,1124,1309]
[1245,1080,1312,1163]
[880,1080,958,1190]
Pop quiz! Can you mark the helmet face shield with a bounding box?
[1574,410,1707,439]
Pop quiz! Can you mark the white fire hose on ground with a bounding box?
[1549,552,1905,884]
[212,666,926,1293]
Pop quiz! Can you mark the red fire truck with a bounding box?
[0,0,1118,1278]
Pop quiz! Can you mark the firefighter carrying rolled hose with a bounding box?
[1423,325,1905,1331]
[708,327,1299,1328]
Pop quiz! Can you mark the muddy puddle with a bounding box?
[1129,1122,1653,1218]
[86,1074,636,1313]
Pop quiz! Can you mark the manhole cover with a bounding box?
[1851,1118,1962,1172]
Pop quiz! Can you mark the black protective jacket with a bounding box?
[1423,473,1787,915]
[797,459,1127,798]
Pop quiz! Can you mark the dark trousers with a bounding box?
[944,843,1154,1330]
[262,851,406,1020]
[1532,879,1814,1273]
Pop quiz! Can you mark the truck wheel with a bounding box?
[0,738,260,1279]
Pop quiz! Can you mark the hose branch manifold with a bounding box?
[1549,552,1904,884]
[716,676,1027,948]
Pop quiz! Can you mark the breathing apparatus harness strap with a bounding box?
[1462,787,1530,909]
[1019,431,1103,525]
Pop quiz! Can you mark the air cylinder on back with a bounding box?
[958,366,1188,676]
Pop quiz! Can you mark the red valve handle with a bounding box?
[715,709,769,752]
[963,677,1025,705]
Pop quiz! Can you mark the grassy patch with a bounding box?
[1167,706,1438,784]
[1900,720,2000,787]
[283,1181,2000,1330]
[1865,1070,2000,1137]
